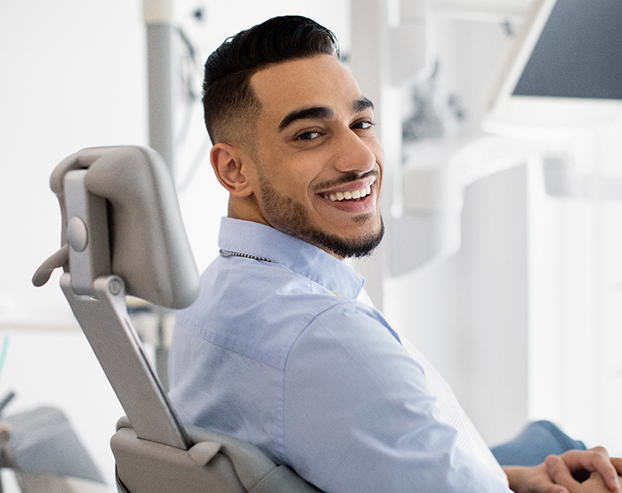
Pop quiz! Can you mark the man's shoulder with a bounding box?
[189,257,357,322]
[174,256,366,367]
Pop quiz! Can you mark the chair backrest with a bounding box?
[34,146,322,492]
[34,145,199,308]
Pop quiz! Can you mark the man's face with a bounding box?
[245,54,384,259]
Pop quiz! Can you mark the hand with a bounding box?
[546,462,620,493]
[503,448,622,493]
[546,448,622,492]
[504,463,572,493]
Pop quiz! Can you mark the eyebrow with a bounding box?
[277,97,375,132]
[353,97,374,113]
[278,106,332,131]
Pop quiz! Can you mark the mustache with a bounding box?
[314,169,379,192]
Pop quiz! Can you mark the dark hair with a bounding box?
[202,15,340,144]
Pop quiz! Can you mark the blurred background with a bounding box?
[1,0,621,490]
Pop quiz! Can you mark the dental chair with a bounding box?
[33,146,321,493]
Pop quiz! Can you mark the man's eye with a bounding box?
[352,120,375,130]
[297,131,321,141]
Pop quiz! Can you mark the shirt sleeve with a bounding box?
[282,302,512,493]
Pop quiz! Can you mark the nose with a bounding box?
[332,127,379,175]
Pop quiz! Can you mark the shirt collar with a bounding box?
[218,217,365,299]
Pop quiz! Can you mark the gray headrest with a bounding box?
[34,146,200,309]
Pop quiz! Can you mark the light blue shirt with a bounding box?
[168,217,511,492]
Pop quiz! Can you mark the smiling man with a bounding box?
[168,15,621,493]
[211,52,384,259]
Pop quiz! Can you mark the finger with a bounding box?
[526,462,570,493]
[548,486,569,493]
[546,454,578,488]
[585,472,614,490]
[541,483,569,493]
[612,457,622,476]
[562,448,620,491]
[540,484,569,493]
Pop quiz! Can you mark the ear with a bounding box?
[210,143,254,197]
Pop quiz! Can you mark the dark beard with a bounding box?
[259,179,384,258]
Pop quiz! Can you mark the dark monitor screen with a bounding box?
[513,0,622,100]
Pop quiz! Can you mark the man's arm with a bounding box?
[283,303,512,492]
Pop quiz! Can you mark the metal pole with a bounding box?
[144,0,175,171]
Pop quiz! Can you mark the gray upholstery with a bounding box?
[35,145,199,308]
[35,146,322,492]
[112,417,321,493]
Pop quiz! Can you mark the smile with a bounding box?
[321,179,374,202]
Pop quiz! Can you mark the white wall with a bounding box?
[526,126,622,455]
[0,1,148,487]
[0,0,148,326]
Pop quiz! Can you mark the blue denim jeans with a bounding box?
[491,420,587,466]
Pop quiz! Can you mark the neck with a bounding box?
[227,198,346,261]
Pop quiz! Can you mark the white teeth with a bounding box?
[323,184,372,202]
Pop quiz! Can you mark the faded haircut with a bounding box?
[202,15,340,145]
